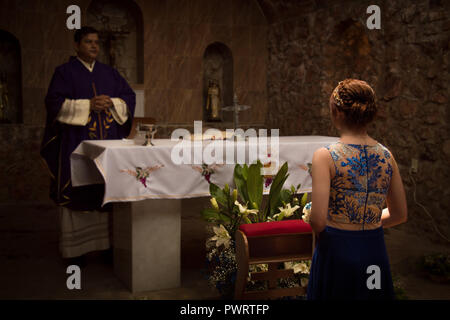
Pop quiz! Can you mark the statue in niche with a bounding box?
[0,71,9,123]
[206,80,221,121]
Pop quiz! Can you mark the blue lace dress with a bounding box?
[307,142,395,300]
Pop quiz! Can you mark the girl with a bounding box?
[307,79,408,299]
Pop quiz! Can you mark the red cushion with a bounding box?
[239,219,312,237]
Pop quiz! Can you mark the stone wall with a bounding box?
[263,0,450,241]
[0,125,50,203]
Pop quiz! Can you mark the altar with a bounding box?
[70,135,339,293]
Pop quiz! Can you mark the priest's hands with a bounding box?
[90,95,113,112]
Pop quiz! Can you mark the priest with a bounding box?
[41,26,136,260]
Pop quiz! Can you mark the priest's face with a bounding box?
[75,33,99,63]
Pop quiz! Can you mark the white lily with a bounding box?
[285,261,309,274]
[293,262,309,274]
[209,224,231,248]
[234,201,259,217]
[273,203,300,221]
[284,261,294,270]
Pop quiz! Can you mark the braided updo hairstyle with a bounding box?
[330,79,377,128]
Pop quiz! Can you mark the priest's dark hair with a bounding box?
[74,26,99,43]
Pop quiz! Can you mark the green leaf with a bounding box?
[247,163,263,209]
[270,162,289,192]
[243,216,252,224]
[219,213,231,224]
[201,208,231,224]
[301,192,308,207]
[234,164,249,203]
[201,208,221,221]
[279,189,291,204]
[269,193,285,216]
[224,183,230,195]
[242,164,249,180]
[209,183,227,207]
[291,185,296,194]
[277,212,284,221]
[234,164,243,177]
[267,162,289,216]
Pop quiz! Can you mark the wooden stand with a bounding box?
[234,229,315,300]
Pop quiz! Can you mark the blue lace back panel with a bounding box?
[325,142,393,228]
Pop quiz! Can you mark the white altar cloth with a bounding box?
[69,135,339,293]
[71,136,339,204]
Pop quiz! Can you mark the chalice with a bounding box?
[138,123,157,146]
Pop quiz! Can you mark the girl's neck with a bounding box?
[338,128,375,145]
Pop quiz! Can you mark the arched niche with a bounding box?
[87,0,144,84]
[203,42,233,122]
[0,30,22,124]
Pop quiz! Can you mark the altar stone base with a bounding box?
[113,199,181,293]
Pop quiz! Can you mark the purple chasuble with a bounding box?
[41,57,136,210]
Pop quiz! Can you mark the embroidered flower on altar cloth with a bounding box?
[264,177,273,188]
[120,165,164,188]
[209,224,231,249]
[263,153,277,188]
[191,163,225,183]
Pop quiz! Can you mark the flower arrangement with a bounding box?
[201,161,312,298]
